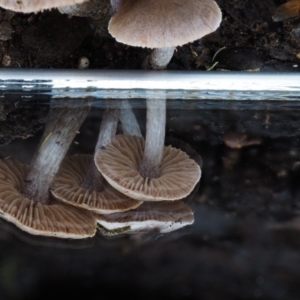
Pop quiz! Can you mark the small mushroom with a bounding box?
[119,100,142,137]
[109,0,222,69]
[52,107,142,214]
[95,134,201,201]
[0,0,87,13]
[96,200,194,234]
[0,100,97,238]
[273,0,300,22]
[95,98,201,202]
[99,2,214,201]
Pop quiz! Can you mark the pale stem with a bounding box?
[58,0,111,19]
[139,99,166,178]
[110,0,126,13]
[82,107,120,191]
[119,100,142,137]
[22,99,92,204]
[143,47,175,70]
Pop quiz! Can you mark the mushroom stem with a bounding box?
[82,107,120,191]
[119,100,142,137]
[140,46,172,177]
[139,99,166,178]
[22,99,91,204]
[110,0,126,13]
[58,0,111,20]
[143,47,174,70]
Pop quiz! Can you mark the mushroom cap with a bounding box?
[95,135,201,201]
[0,0,86,13]
[165,136,203,168]
[273,0,300,22]
[108,0,222,48]
[0,159,96,239]
[96,200,194,234]
[52,154,142,214]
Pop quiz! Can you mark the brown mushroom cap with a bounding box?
[52,154,142,214]
[0,0,86,13]
[273,0,300,22]
[0,159,96,238]
[95,134,201,201]
[108,0,222,48]
[96,200,194,234]
[165,136,203,168]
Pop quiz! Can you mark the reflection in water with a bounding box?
[3,98,300,245]
[51,106,142,214]
[0,218,94,249]
[95,134,201,201]
[96,201,194,235]
[0,99,200,242]
[52,154,142,213]
[1,97,300,298]
[0,99,97,239]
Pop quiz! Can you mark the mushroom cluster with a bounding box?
[0,0,222,238]
[0,101,199,238]
[91,101,201,235]
[0,99,97,239]
[51,107,142,214]
[0,0,87,12]
[56,102,200,235]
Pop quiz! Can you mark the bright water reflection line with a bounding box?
[0,69,299,101]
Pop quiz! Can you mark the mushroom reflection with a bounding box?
[95,100,201,202]
[0,99,97,238]
[0,218,94,249]
[96,201,194,236]
[0,0,87,13]
[52,107,142,214]
[273,0,300,22]
[95,133,201,201]
[97,0,215,200]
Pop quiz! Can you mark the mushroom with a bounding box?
[0,99,97,238]
[165,136,203,168]
[95,100,200,202]
[0,0,87,13]
[119,100,142,137]
[94,132,201,201]
[109,0,222,69]
[96,200,194,235]
[96,1,214,200]
[273,0,300,22]
[51,107,142,214]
